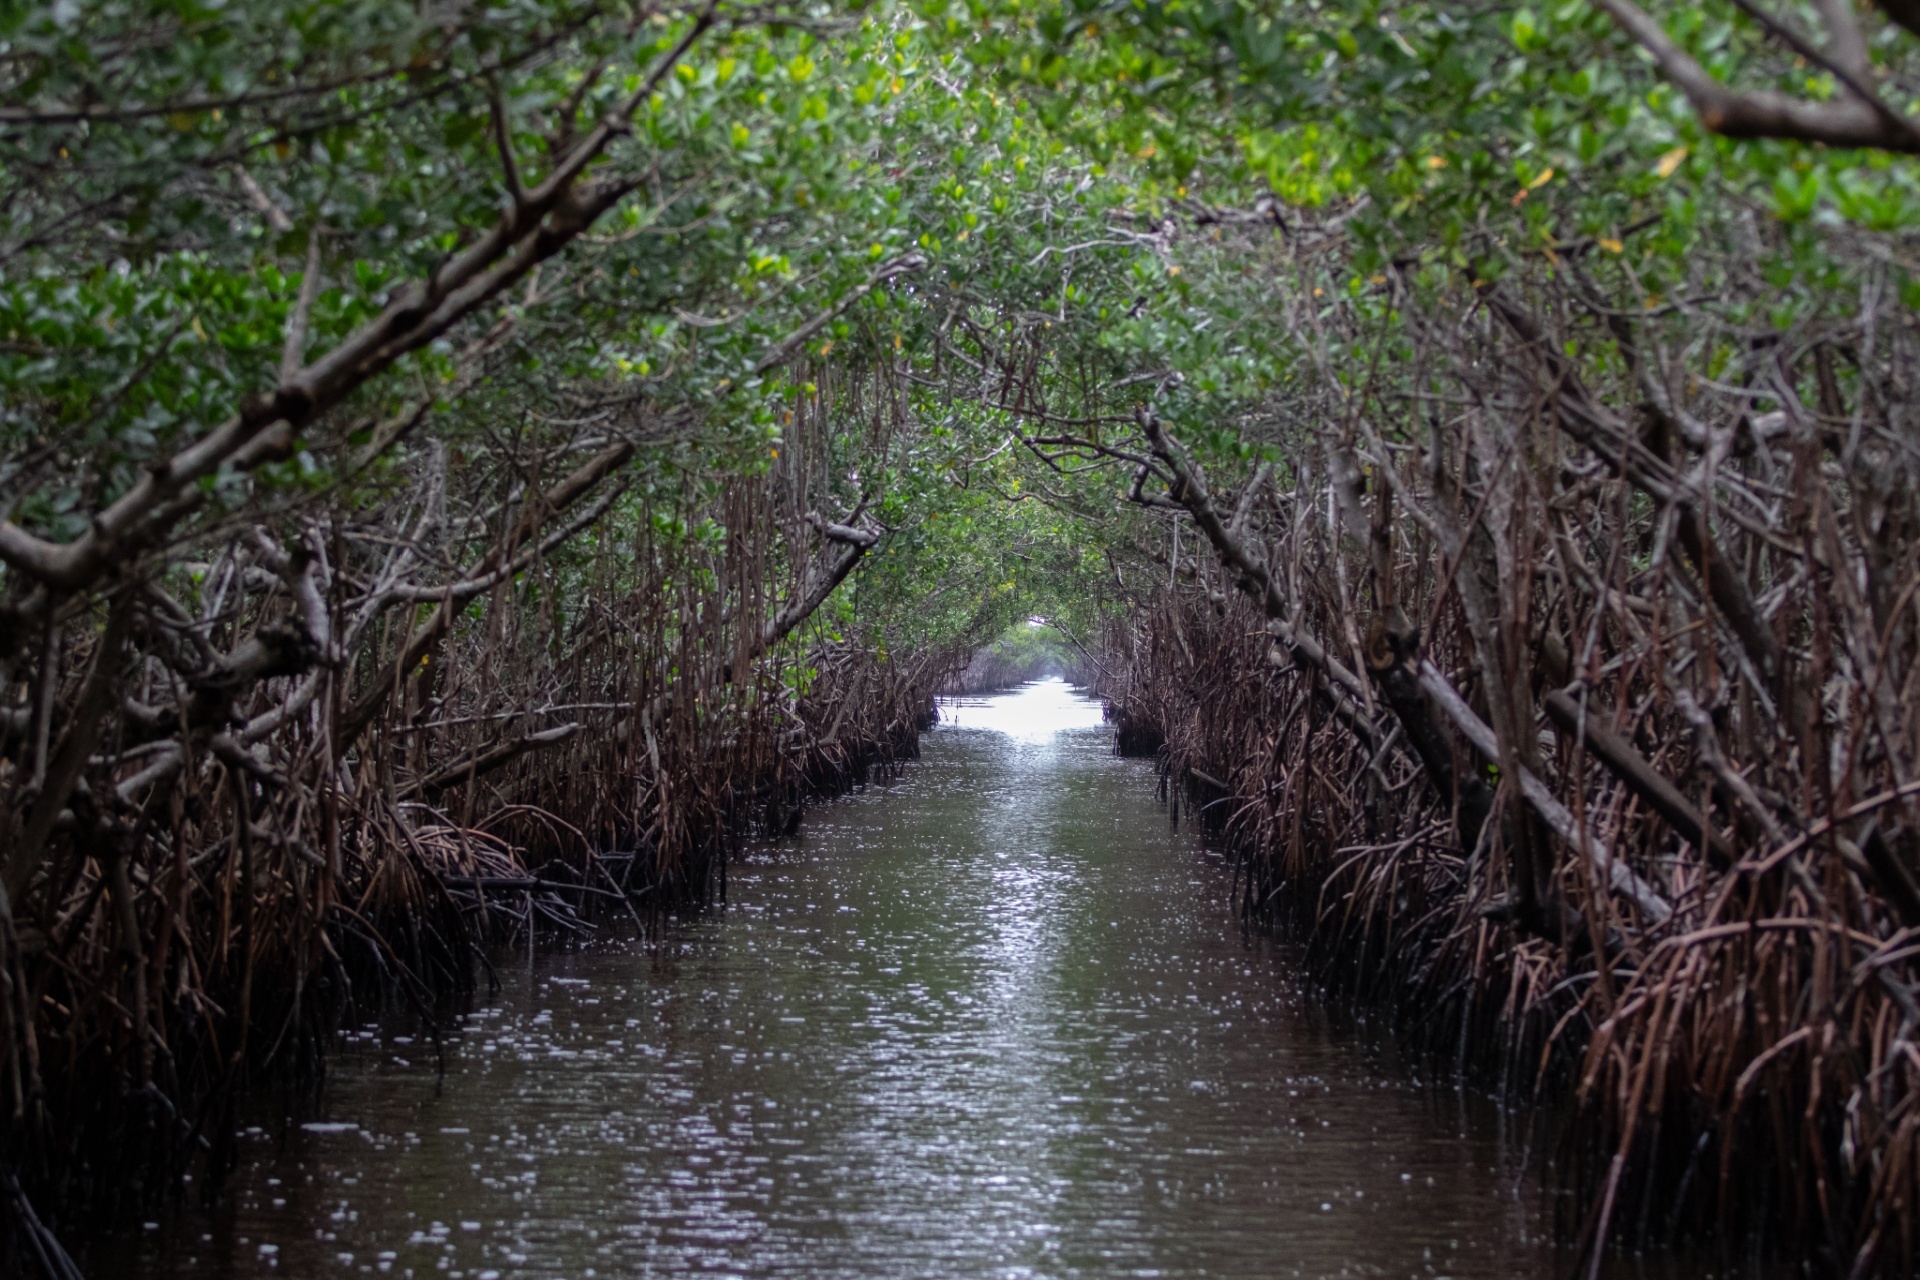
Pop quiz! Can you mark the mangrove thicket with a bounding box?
[4,0,1920,1273]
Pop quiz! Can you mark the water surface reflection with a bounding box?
[97,681,1692,1278]
[940,677,1107,741]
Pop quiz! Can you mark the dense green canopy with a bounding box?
[4,0,1913,645]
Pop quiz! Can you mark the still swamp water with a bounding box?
[90,680,1727,1279]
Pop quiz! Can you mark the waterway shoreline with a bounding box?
[81,682,1704,1279]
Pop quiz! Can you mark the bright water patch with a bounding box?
[938,677,1107,742]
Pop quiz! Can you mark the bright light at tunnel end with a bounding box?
[940,677,1106,742]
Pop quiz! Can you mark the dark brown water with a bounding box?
[95,680,1684,1279]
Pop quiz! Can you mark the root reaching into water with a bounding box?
[0,360,976,1270]
[1089,312,1920,1271]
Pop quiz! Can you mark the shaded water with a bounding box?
[101,680,1655,1279]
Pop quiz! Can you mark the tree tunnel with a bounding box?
[5,1,1920,1273]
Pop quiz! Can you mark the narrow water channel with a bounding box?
[101,680,1649,1279]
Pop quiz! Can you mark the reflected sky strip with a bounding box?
[938,677,1108,743]
[829,681,1097,1270]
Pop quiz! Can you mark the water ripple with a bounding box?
[95,681,1689,1280]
